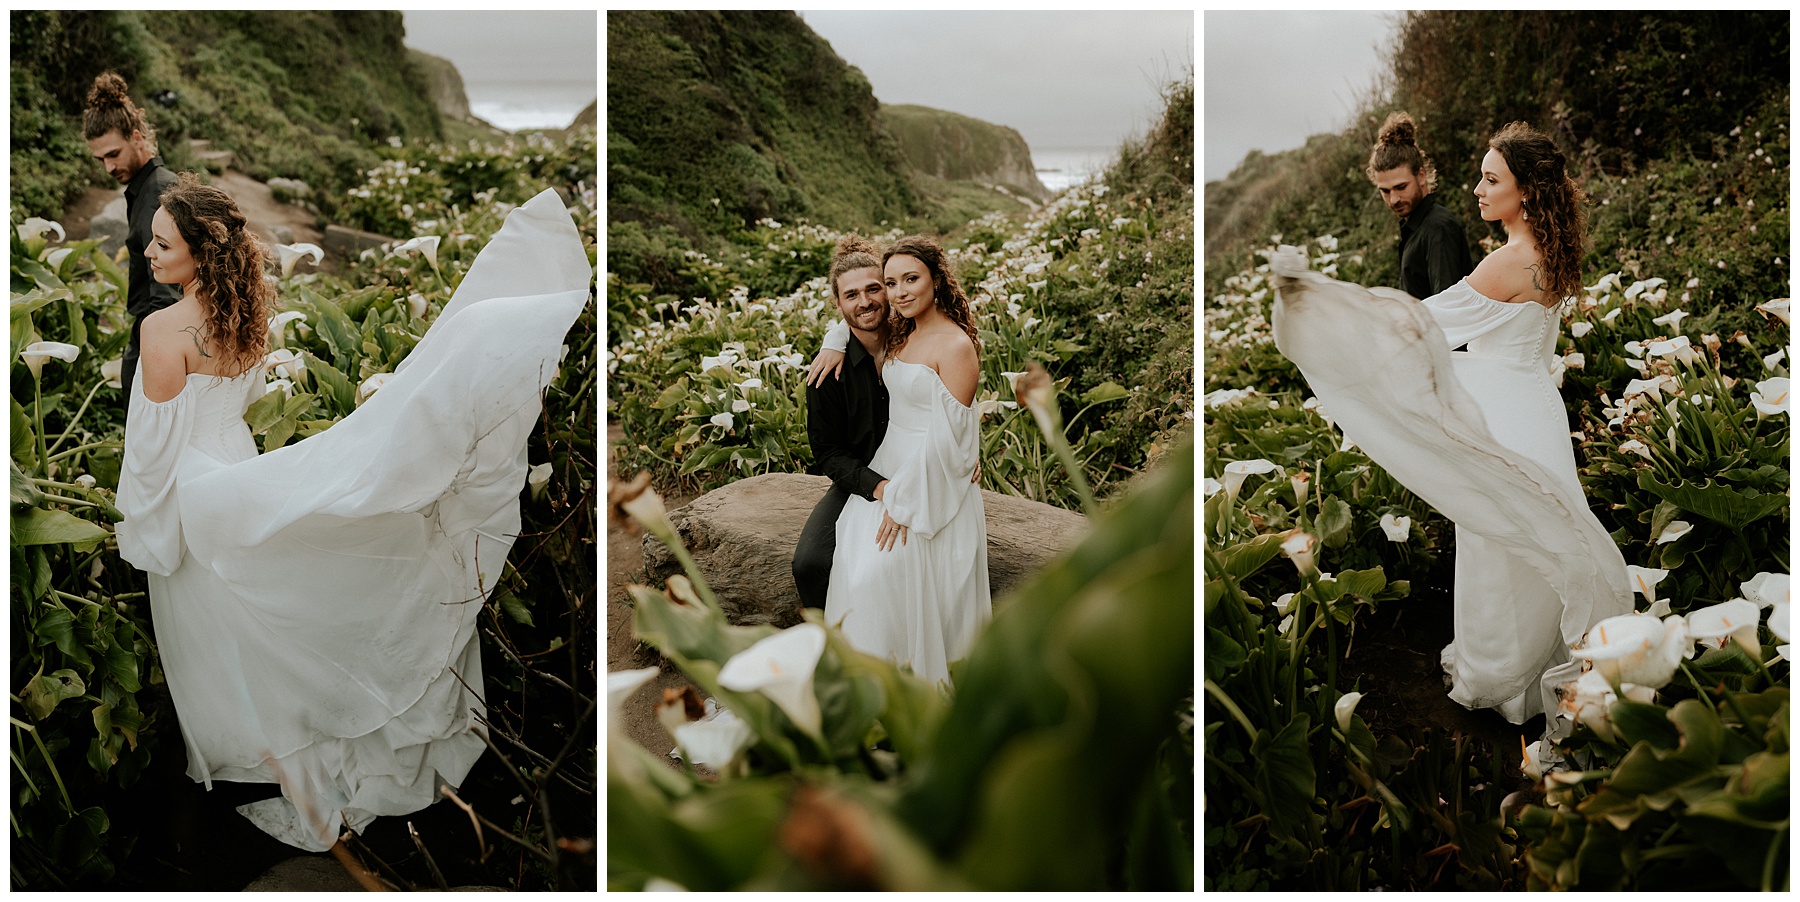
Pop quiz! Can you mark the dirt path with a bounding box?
[607,422,700,768]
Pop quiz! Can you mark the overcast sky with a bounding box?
[1204,11,1396,183]
[800,10,1194,151]
[402,11,596,85]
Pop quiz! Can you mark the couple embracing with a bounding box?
[790,235,992,686]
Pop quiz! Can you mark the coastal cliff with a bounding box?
[881,103,1050,203]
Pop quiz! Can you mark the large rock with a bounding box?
[640,473,1087,627]
[880,103,1052,202]
[89,195,129,260]
[323,223,395,262]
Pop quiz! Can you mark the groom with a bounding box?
[790,267,891,610]
[83,71,181,400]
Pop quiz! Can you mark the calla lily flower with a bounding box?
[1280,529,1319,577]
[1334,691,1364,731]
[1273,592,1295,616]
[1626,565,1669,607]
[1221,458,1282,501]
[672,705,755,771]
[1289,469,1309,506]
[527,462,552,500]
[45,247,74,270]
[1763,348,1785,371]
[710,412,734,431]
[1379,513,1411,542]
[20,341,80,364]
[1650,309,1689,330]
[740,377,763,391]
[1571,612,1690,690]
[1617,439,1652,460]
[609,472,676,544]
[1558,669,1655,744]
[263,378,294,398]
[731,399,752,414]
[1654,521,1693,545]
[1202,477,1221,497]
[1685,598,1762,660]
[1569,322,1593,338]
[1521,738,1561,782]
[1624,340,1647,359]
[717,623,826,736]
[407,293,429,319]
[1741,572,1789,609]
[1621,378,1663,402]
[1750,377,1788,417]
[1013,362,1058,437]
[356,372,392,404]
[388,235,441,271]
[266,311,307,347]
[100,358,123,389]
[1754,298,1790,325]
[16,218,64,243]
[275,242,323,279]
[1645,335,1691,358]
[264,348,306,379]
[609,666,660,739]
[1562,351,1585,369]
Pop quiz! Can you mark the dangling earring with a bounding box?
[1522,202,1530,222]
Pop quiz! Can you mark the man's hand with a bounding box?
[972,460,981,484]
[876,509,907,551]
[872,479,888,501]
[805,348,847,388]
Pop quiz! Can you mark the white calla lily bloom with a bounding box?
[1221,458,1282,500]
[608,666,661,734]
[1334,691,1364,732]
[388,235,441,271]
[1379,513,1411,542]
[672,706,756,770]
[100,358,124,389]
[718,623,827,736]
[20,341,80,363]
[356,372,393,404]
[1685,599,1762,659]
[1571,613,1690,690]
[275,242,324,279]
[1750,377,1788,417]
[1754,298,1790,325]
[264,348,306,379]
[1763,348,1785,371]
[1741,572,1789,610]
[1617,439,1652,460]
[1626,565,1669,607]
[1558,669,1654,743]
[527,462,553,500]
[1569,321,1593,338]
[1654,521,1693,545]
[1621,378,1663,402]
[710,412,734,431]
[263,378,294,398]
[407,293,429,319]
[1650,309,1689,330]
[16,217,65,243]
[1280,529,1319,577]
[1202,477,1221,497]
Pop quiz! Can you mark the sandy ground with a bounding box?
[607,423,700,769]
[57,165,328,273]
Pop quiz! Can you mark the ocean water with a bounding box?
[466,79,596,131]
[1032,146,1116,194]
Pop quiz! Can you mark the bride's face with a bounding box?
[146,207,198,288]
[884,254,935,320]
[1474,149,1525,223]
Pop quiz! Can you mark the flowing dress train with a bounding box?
[116,189,592,850]
[1268,248,1630,730]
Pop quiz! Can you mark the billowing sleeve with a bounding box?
[1423,284,1522,349]
[115,376,196,576]
[819,319,850,353]
[880,377,979,540]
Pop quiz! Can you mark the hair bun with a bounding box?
[834,234,878,259]
[1377,111,1418,147]
[86,71,131,109]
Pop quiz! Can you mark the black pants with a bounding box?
[792,485,851,610]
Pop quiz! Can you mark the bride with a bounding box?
[116,174,592,851]
[1271,122,1631,731]
[820,236,992,685]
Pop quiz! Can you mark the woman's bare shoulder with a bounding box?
[1467,245,1549,305]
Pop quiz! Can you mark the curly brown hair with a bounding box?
[83,71,156,148]
[828,234,882,302]
[881,236,981,359]
[159,173,272,377]
[1489,121,1588,304]
[1365,111,1436,192]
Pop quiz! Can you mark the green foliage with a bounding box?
[609,440,1194,891]
[9,143,598,890]
[9,10,445,222]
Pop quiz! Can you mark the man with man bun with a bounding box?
[85,70,182,400]
[1366,111,1473,300]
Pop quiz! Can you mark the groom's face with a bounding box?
[834,266,887,332]
[87,129,153,184]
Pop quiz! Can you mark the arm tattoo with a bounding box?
[180,325,213,358]
[1526,263,1546,293]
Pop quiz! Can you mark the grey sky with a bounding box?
[1204,11,1396,183]
[800,10,1194,151]
[401,11,596,85]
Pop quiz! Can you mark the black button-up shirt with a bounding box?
[805,335,888,500]
[1398,193,1474,300]
[121,156,182,398]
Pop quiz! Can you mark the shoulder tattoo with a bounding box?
[1526,262,1546,293]
[180,325,212,358]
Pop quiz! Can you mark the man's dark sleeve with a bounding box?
[805,380,885,501]
[1425,216,1474,297]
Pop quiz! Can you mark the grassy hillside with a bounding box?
[881,103,1049,201]
[10,11,444,221]
[1205,11,1789,307]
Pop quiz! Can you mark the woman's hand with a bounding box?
[805,348,846,388]
[876,509,907,551]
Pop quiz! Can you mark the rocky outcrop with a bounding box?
[880,104,1050,202]
[90,196,129,259]
[640,473,1088,627]
[408,49,472,122]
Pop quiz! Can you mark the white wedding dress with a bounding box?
[1269,248,1630,731]
[115,189,592,851]
[823,358,991,685]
